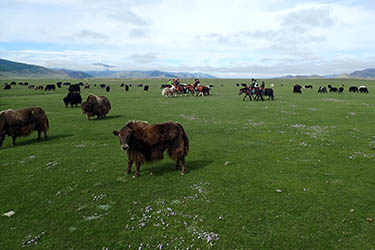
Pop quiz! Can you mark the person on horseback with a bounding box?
[168,79,173,86]
[173,78,180,88]
[193,79,200,88]
[260,80,265,89]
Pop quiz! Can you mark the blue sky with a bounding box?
[1,0,375,78]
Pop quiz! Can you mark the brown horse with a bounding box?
[239,87,264,101]
[195,86,210,96]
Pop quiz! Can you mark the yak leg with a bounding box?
[175,160,180,170]
[37,131,41,140]
[134,162,141,177]
[44,130,48,139]
[12,136,17,146]
[126,159,133,175]
[180,157,186,175]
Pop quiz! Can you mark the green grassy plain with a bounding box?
[1,78,375,249]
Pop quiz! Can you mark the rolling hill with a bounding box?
[0,59,91,79]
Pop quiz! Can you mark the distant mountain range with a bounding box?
[0,58,216,79]
[280,69,375,79]
[1,58,375,79]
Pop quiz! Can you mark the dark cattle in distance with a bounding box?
[144,85,149,91]
[84,84,90,89]
[28,85,35,89]
[56,82,62,88]
[129,84,132,87]
[10,82,16,86]
[120,83,124,87]
[0,107,49,147]
[241,83,247,87]
[24,82,29,86]
[209,85,214,88]
[304,85,313,89]
[63,82,71,86]
[35,86,43,90]
[328,85,338,92]
[78,82,84,86]
[293,84,302,93]
[99,84,106,88]
[318,86,327,93]
[112,120,189,177]
[359,86,369,93]
[81,95,111,120]
[68,84,80,93]
[4,85,11,90]
[264,88,274,100]
[349,86,358,93]
[236,83,240,87]
[106,86,111,92]
[137,84,143,87]
[63,92,82,108]
[338,87,344,93]
[45,84,56,91]
[125,85,129,92]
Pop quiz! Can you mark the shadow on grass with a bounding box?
[1,134,74,149]
[147,160,214,176]
[89,114,125,121]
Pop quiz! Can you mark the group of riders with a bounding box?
[249,79,265,89]
[168,78,201,89]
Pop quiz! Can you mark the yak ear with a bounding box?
[113,130,120,136]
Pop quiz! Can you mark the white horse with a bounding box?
[161,86,177,97]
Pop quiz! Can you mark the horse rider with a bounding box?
[168,79,173,86]
[173,78,180,89]
[260,80,265,89]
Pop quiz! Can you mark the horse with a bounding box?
[195,86,210,96]
[185,84,195,95]
[238,87,264,101]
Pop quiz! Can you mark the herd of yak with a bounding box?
[292,84,369,94]
[0,81,189,176]
[0,80,372,176]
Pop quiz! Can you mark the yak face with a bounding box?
[113,128,133,151]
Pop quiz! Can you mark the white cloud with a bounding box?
[1,0,375,77]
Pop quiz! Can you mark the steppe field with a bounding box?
[1,78,375,249]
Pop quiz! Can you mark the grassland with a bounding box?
[1,78,375,249]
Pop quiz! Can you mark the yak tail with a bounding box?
[169,123,189,160]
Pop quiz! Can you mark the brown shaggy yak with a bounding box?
[0,107,49,147]
[113,121,189,177]
[81,94,111,120]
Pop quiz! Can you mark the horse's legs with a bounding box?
[134,161,141,177]
[242,95,246,101]
[37,131,41,140]
[126,159,133,175]
[175,160,180,170]
[260,94,264,101]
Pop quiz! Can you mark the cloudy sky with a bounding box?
[1,0,375,78]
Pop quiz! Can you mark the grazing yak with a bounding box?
[113,121,189,177]
[349,86,359,93]
[68,84,80,93]
[359,86,369,93]
[45,84,56,91]
[81,95,111,120]
[106,86,110,92]
[125,85,129,92]
[63,92,82,107]
[144,85,149,91]
[293,84,302,93]
[4,84,11,90]
[0,107,49,147]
